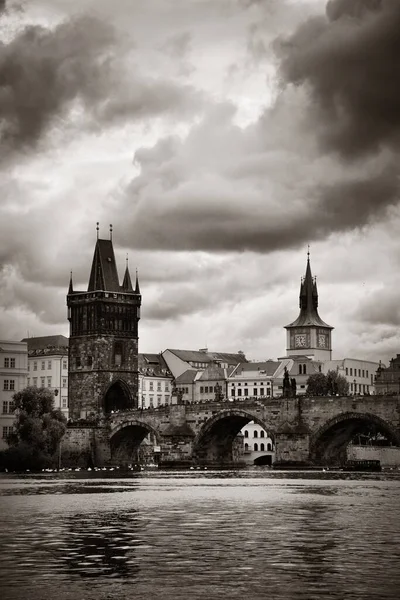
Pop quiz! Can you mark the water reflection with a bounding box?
[0,472,399,600]
[62,511,141,580]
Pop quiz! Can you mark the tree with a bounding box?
[306,373,328,396]
[0,387,67,471]
[326,370,349,396]
[290,378,297,397]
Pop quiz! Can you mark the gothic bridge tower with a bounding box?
[284,252,333,361]
[67,225,141,419]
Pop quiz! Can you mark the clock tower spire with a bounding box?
[284,252,333,360]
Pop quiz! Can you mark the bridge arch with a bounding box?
[310,411,400,465]
[192,408,274,465]
[110,419,160,465]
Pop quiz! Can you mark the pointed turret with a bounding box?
[68,271,74,294]
[122,256,134,292]
[135,269,140,294]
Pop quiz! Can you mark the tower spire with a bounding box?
[96,222,99,239]
[122,254,133,292]
[135,268,140,294]
[68,271,73,294]
[110,224,113,241]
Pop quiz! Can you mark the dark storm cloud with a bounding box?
[0,12,204,158]
[0,15,114,150]
[275,0,400,158]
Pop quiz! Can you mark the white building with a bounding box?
[0,341,28,450]
[322,359,380,395]
[22,335,69,418]
[241,421,275,466]
[138,353,173,408]
[227,360,283,399]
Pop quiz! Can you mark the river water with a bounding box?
[0,469,399,600]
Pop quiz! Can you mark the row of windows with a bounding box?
[28,377,67,388]
[142,381,170,392]
[3,358,16,368]
[232,388,271,397]
[2,400,14,414]
[3,380,15,391]
[231,382,270,386]
[200,386,216,394]
[345,367,369,378]
[2,426,13,439]
[31,360,68,371]
[351,383,370,394]
[244,430,267,438]
[244,443,272,452]
[146,395,171,407]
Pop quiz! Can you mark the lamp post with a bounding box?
[353,379,356,396]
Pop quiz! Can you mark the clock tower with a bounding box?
[284,253,333,360]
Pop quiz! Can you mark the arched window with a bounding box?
[254,430,258,438]
[298,364,302,375]
[254,443,258,451]
[303,364,307,375]
[267,443,272,451]
[260,443,265,451]
[244,443,248,450]
[260,430,265,438]
[244,430,249,438]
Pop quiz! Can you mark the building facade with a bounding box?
[323,358,380,395]
[242,421,275,466]
[22,335,69,418]
[374,355,400,395]
[67,228,141,419]
[285,254,333,361]
[0,341,28,450]
[138,353,173,408]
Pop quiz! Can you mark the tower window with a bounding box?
[76,357,81,368]
[114,342,123,366]
[87,356,93,367]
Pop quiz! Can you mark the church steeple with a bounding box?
[285,252,333,360]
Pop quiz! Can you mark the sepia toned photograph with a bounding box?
[0,1,399,599]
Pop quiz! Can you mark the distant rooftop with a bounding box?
[21,335,69,351]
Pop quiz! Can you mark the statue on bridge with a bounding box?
[283,367,297,398]
[214,382,225,402]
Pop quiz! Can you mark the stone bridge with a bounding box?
[65,395,400,467]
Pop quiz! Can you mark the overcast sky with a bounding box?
[1,0,400,364]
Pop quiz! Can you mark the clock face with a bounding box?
[318,334,326,348]
[295,334,307,348]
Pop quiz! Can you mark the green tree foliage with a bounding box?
[306,371,350,396]
[0,387,67,471]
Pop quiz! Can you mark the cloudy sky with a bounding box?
[1,0,400,364]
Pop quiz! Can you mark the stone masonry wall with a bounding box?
[69,336,138,418]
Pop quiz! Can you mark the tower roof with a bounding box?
[88,239,120,292]
[122,265,133,292]
[285,255,333,329]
